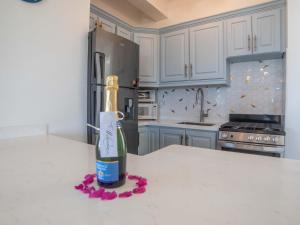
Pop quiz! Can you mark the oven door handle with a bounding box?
[218,141,285,154]
[218,141,237,149]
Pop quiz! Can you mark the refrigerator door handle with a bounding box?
[94,52,105,84]
[92,87,97,126]
[94,52,101,81]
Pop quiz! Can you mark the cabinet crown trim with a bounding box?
[91,0,285,34]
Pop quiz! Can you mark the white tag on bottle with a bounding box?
[99,112,118,158]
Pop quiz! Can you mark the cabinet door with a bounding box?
[226,16,252,57]
[161,29,189,82]
[134,33,159,83]
[98,16,116,33]
[138,127,149,155]
[189,21,225,80]
[159,127,185,148]
[252,9,281,54]
[186,130,217,149]
[89,13,97,31]
[117,26,132,40]
[149,127,160,152]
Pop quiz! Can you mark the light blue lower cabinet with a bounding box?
[138,127,149,155]
[159,127,186,148]
[138,126,160,155]
[139,126,217,155]
[149,127,160,152]
[185,129,217,149]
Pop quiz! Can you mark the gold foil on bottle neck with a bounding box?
[105,75,119,113]
[106,75,119,89]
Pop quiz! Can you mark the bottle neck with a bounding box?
[105,87,118,112]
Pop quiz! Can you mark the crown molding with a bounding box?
[91,0,286,34]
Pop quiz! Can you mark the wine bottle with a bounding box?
[96,75,127,188]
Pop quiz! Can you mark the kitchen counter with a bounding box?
[1,135,300,225]
[138,120,221,132]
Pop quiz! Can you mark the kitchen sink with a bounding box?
[177,122,215,126]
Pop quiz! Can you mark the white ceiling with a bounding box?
[126,0,167,21]
[91,0,277,28]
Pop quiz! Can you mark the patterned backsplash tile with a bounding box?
[158,59,285,122]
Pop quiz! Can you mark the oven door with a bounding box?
[218,140,285,157]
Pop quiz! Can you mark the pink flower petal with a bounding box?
[136,178,147,187]
[82,186,95,194]
[136,180,147,187]
[133,186,146,194]
[118,191,132,198]
[128,175,141,180]
[101,191,117,200]
[83,176,94,185]
[89,188,105,198]
[74,184,84,190]
[84,174,96,180]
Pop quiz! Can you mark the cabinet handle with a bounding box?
[248,35,251,51]
[189,64,193,77]
[184,64,188,77]
[254,35,257,52]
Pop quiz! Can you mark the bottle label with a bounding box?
[96,160,119,183]
[99,112,118,158]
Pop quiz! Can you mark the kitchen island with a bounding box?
[0,135,300,225]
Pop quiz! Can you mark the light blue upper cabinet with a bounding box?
[160,29,189,82]
[226,15,252,57]
[89,13,116,33]
[98,16,116,33]
[226,9,282,57]
[134,33,159,85]
[117,26,132,40]
[252,9,281,54]
[189,21,225,80]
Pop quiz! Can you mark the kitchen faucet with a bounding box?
[196,88,208,122]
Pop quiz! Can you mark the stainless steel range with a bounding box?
[218,114,285,157]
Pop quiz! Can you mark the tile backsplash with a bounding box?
[158,59,285,122]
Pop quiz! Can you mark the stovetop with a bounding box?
[218,114,285,146]
[219,121,285,135]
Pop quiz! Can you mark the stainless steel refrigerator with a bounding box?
[87,28,139,154]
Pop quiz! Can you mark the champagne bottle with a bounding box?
[96,75,127,188]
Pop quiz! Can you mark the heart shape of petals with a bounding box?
[74,173,147,201]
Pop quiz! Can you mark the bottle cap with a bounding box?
[106,75,119,89]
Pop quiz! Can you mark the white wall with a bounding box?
[285,0,300,159]
[0,0,90,141]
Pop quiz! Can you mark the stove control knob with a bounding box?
[221,132,228,139]
[272,137,279,143]
[256,136,262,141]
[264,136,271,142]
[248,136,254,141]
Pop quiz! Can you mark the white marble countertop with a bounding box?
[1,135,300,225]
[138,120,221,131]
